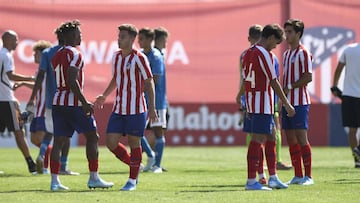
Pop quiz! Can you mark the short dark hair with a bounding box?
[118,24,138,38]
[139,27,155,39]
[248,24,262,40]
[154,27,169,41]
[284,19,304,38]
[262,24,284,42]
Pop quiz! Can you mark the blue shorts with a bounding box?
[52,106,97,137]
[106,112,146,137]
[30,117,46,133]
[282,105,309,130]
[243,113,274,135]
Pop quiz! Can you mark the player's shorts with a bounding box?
[0,101,21,132]
[243,113,274,135]
[342,96,360,128]
[30,117,46,133]
[52,106,97,137]
[146,108,169,130]
[106,112,146,137]
[282,105,309,130]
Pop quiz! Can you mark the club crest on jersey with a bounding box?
[301,26,355,70]
[126,62,131,69]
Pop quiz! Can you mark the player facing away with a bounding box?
[27,26,79,175]
[0,30,36,174]
[282,19,314,186]
[49,20,113,191]
[95,24,157,191]
[237,24,295,191]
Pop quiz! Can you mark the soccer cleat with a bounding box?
[43,168,49,174]
[259,177,267,185]
[353,147,360,162]
[36,155,44,174]
[0,171,4,174]
[88,178,114,189]
[139,163,144,172]
[151,165,163,173]
[268,177,288,189]
[120,181,136,191]
[51,183,69,191]
[355,162,360,168]
[276,162,292,170]
[300,176,314,185]
[245,181,272,191]
[286,176,304,185]
[28,161,37,174]
[143,157,155,172]
[59,169,80,176]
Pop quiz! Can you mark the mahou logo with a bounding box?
[301,27,356,103]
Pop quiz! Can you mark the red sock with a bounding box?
[50,160,60,174]
[265,141,276,176]
[110,143,130,165]
[129,147,142,180]
[44,145,52,168]
[289,144,303,177]
[301,143,312,178]
[247,141,261,179]
[258,145,264,174]
[88,159,98,172]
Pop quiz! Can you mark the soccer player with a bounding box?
[0,30,36,174]
[49,20,113,191]
[138,27,168,173]
[237,24,295,190]
[95,24,157,191]
[282,19,314,185]
[27,36,79,175]
[331,42,360,168]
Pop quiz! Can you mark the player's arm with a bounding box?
[13,81,34,90]
[270,78,295,117]
[68,66,93,115]
[331,62,345,97]
[94,76,117,109]
[27,69,46,107]
[6,71,35,82]
[144,77,157,123]
[236,79,245,105]
[284,72,312,95]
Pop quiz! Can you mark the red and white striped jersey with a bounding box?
[34,71,47,117]
[282,44,312,106]
[241,45,277,114]
[111,49,153,115]
[51,46,84,106]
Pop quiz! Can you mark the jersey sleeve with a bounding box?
[69,48,83,70]
[3,53,14,73]
[150,53,164,76]
[137,53,153,80]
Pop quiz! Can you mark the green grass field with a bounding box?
[0,146,359,203]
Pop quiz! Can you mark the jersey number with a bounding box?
[55,64,66,88]
[245,63,255,88]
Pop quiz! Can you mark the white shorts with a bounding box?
[45,108,54,134]
[148,109,167,128]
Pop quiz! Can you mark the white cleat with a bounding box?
[51,183,69,191]
[151,165,163,174]
[143,157,155,172]
[88,177,114,189]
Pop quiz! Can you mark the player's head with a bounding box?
[1,30,18,51]
[118,24,138,50]
[59,19,82,46]
[248,24,262,45]
[284,19,304,44]
[154,27,169,49]
[32,40,52,64]
[54,25,65,45]
[138,27,154,49]
[261,24,284,51]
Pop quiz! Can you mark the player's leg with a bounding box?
[59,137,79,175]
[141,135,155,172]
[120,112,146,191]
[38,109,53,174]
[274,112,292,170]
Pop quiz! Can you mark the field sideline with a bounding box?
[0,146,359,203]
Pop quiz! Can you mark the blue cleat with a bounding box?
[88,178,114,189]
[286,176,304,185]
[245,181,272,191]
[268,177,288,189]
[120,181,136,191]
[300,176,314,185]
[51,183,69,191]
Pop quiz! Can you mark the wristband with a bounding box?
[287,84,293,90]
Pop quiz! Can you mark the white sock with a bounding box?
[51,174,60,184]
[90,171,99,181]
[128,178,136,185]
[258,173,266,179]
[247,178,257,185]
[270,174,278,179]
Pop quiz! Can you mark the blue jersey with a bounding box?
[39,45,61,109]
[144,47,167,109]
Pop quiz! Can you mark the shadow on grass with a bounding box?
[0,188,116,194]
[177,184,245,193]
[332,178,360,184]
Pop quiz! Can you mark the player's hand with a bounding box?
[284,103,295,117]
[330,86,342,99]
[147,107,158,123]
[236,92,242,105]
[94,94,106,109]
[13,82,22,90]
[82,102,94,116]
[26,100,34,111]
